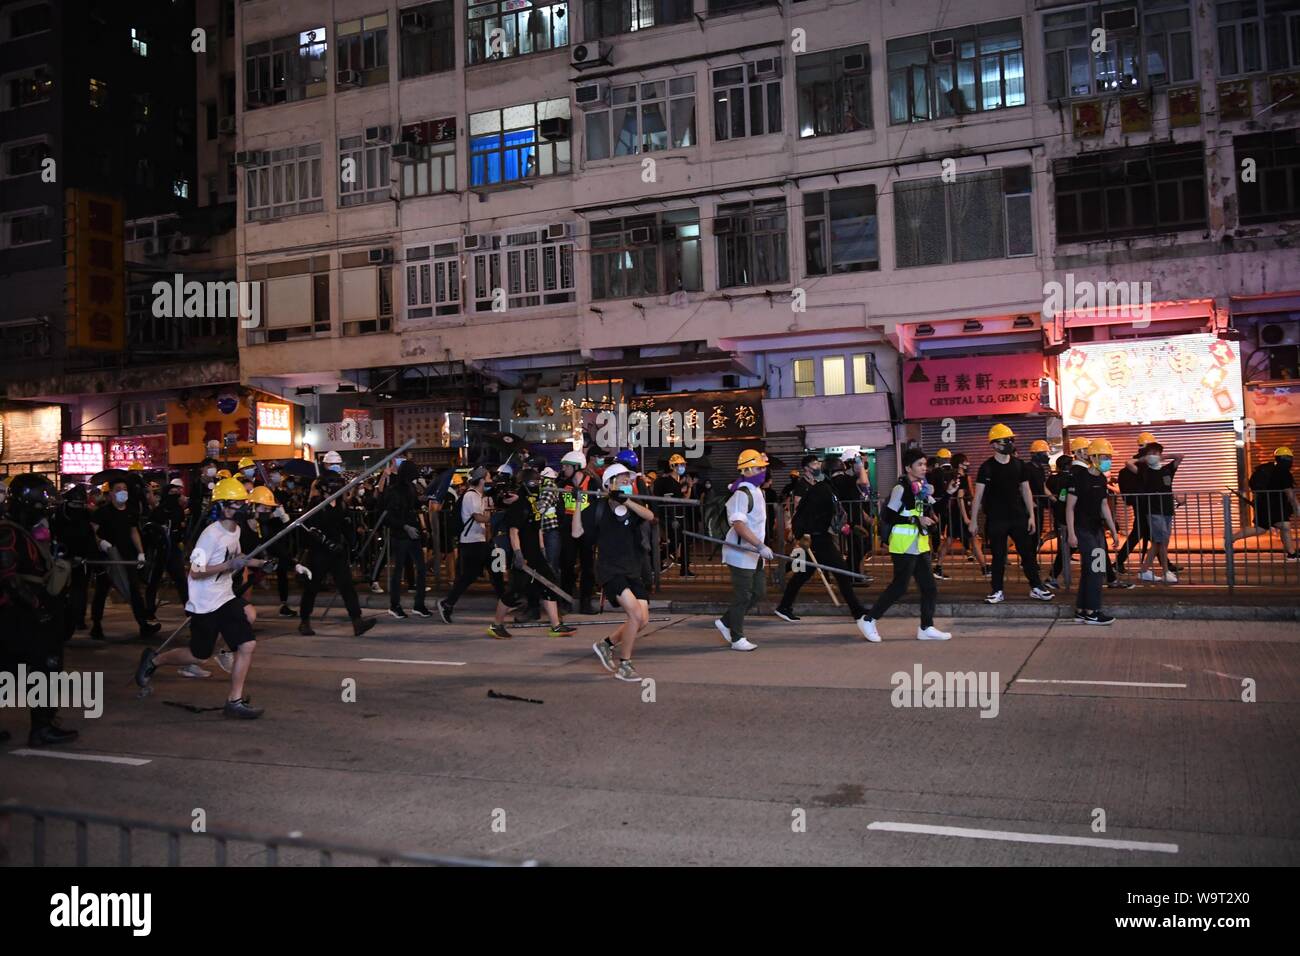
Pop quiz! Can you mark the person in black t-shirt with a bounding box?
[1232,447,1298,560]
[1128,442,1183,583]
[970,424,1054,604]
[1066,438,1120,625]
[89,480,157,639]
[501,468,573,637]
[297,471,375,638]
[574,463,656,682]
[829,452,871,580]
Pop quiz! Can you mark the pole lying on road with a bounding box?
[151,440,417,657]
[683,530,870,582]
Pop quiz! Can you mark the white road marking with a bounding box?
[7,749,151,766]
[1015,679,1186,688]
[867,821,1178,854]
[359,658,467,666]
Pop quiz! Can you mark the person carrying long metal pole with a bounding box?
[683,531,870,582]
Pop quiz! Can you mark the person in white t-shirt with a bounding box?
[133,479,267,719]
[437,466,509,624]
[714,449,774,652]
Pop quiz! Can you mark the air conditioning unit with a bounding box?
[713,216,734,235]
[748,57,782,80]
[391,141,424,163]
[462,234,484,251]
[1101,7,1138,31]
[365,125,391,144]
[1259,322,1300,347]
[170,235,193,253]
[626,226,653,244]
[217,116,235,135]
[401,10,428,30]
[338,69,362,87]
[233,150,262,166]
[572,41,610,70]
[539,116,570,141]
[842,52,867,74]
[721,374,740,389]
[575,80,610,110]
[546,223,570,240]
[930,38,955,59]
[368,247,393,265]
[141,237,164,257]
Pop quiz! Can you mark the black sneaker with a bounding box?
[1106,579,1136,590]
[1074,609,1090,624]
[298,620,315,636]
[773,606,801,623]
[139,622,162,638]
[1083,610,1115,626]
[388,607,408,619]
[410,605,433,618]
[548,624,577,637]
[223,697,264,719]
[134,648,157,687]
[1169,563,1184,573]
[487,624,512,640]
[353,617,376,637]
[437,600,453,624]
[28,724,79,747]
[932,566,948,580]
[89,624,106,641]
[278,604,296,617]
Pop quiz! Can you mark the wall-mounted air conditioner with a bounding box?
[749,57,782,80]
[842,52,867,74]
[365,125,391,144]
[575,80,610,109]
[391,142,424,163]
[546,223,570,240]
[931,38,955,59]
[539,117,570,141]
[338,69,362,87]
[217,116,235,135]
[713,216,734,234]
[368,247,393,265]
[572,41,610,70]
[462,234,484,251]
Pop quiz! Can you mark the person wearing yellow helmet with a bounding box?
[237,456,257,480]
[652,452,691,574]
[134,476,268,718]
[89,478,159,641]
[1232,446,1299,559]
[713,449,773,651]
[1064,437,1121,625]
[1123,440,1184,583]
[970,424,1054,604]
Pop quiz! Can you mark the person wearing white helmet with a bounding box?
[557,448,597,614]
[574,462,657,682]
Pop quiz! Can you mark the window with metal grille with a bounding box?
[716,198,789,288]
[339,133,391,206]
[405,242,461,318]
[401,140,457,196]
[467,0,569,65]
[245,144,324,221]
[583,0,692,40]
[888,18,1024,124]
[895,165,1033,267]
[1053,143,1206,243]
[470,229,575,311]
[1236,130,1300,224]
[796,45,871,137]
[400,2,455,77]
[590,209,702,299]
[1044,1,1194,99]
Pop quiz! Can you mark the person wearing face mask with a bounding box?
[577,462,657,682]
[1128,441,1184,584]
[858,448,950,642]
[713,449,773,652]
[652,452,688,574]
[237,456,257,482]
[0,474,81,746]
[1066,439,1120,625]
[437,466,511,625]
[89,480,159,640]
[557,450,597,614]
[970,424,1055,605]
[1027,439,1052,551]
[381,460,432,620]
[144,478,190,626]
[134,479,267,718]
[297,470,376,638]
[774,454,875,637]
[1114,432,1156,574]
[499,468,575,638]
[322,450,344,475]
[1232,447,1299,560]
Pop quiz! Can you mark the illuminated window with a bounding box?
[853,353,876,393]
[888,19,1024,123]
[796,45,871,138]
[822,356,846,396]
[131,27,148,56]
[467,0,568,65]
[793,358,815,397]
[89,77,108,108]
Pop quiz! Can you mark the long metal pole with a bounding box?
[682,530,870,582]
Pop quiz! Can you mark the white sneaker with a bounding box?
[216,650,234,674]
[1138,570,1157,582]
[985,590,1005,604]
[857,616,881,643]
[370,581,384,594]
[713,619,732,644]
[730,637,757,651]
[1164,571,1178,583]
[179,664,211,679]
[1029,586,1055,601]
[917,626,952,641]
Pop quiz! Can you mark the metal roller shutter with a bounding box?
[761,431,807,472]
[872,444,897,499]
[1249,425,1299,471]
[1064,421,1239,493]
[919,416,1051,472]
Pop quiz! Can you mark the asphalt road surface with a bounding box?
[4,599,1298,866]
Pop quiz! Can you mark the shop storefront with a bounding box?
[615,387,766,477]
[166,387,304,466]
[906,352,1060,467]
[1230,293,1300,472]
[0,402,62,480]
[1058,332,1244,491]
[108,434,168,470]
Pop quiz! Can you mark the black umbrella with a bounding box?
[481,431,527,454]
[90,468,144,488]
[273,459,318,479]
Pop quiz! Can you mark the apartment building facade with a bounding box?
[230,0,1300,484]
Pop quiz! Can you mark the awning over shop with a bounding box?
[803,424,895,449]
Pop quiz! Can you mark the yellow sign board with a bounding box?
[65,190,125,351]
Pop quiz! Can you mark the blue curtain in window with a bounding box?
[470,129,537,186]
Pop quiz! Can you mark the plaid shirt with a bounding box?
[537,482,561,533]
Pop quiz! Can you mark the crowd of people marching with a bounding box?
[0,424,1294,737]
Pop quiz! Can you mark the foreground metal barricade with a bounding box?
[0,801,539,867]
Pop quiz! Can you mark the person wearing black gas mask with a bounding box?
[53,484,97,636]
[970,424,1054,605]
[0,474,79,746]
[382,460,432,619]
[297,471,375,637]
[90,480,159,640]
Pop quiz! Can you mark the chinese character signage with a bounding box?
[305,420,385,451]
[256,403,292,446]
[401,117,457,145]
[612,388,765,440]
[61,440,105,475]
[65,190,125,351]
[904,353,1046,419]
[109,434,166,470]
[1059,334,1242,426]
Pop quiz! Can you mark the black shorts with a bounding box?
[189,598,254,660]
[602,574,648,605]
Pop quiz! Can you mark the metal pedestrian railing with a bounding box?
[0,801,539,867]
